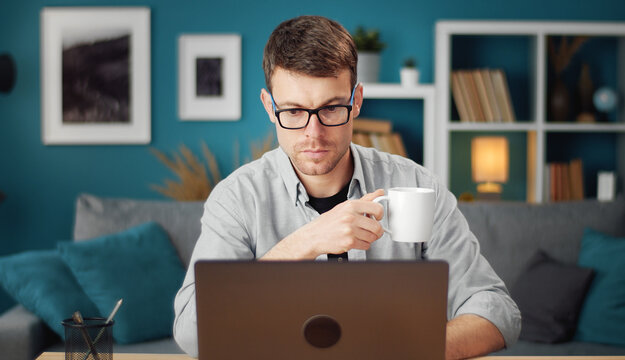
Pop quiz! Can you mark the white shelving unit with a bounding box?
[362,83,435,170]
[434,21,625,202]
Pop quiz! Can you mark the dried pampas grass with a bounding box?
[151,133,277,201]
[150,142,221,201]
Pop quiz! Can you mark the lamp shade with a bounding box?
[0,53,16,93]
[471,136,509,183]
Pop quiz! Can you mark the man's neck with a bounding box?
[296,149,354,198]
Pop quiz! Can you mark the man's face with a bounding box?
[261,68,362,178]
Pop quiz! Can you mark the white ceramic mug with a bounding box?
[373,187,435,243]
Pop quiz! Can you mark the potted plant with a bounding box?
[400,57,419,87]
[352,26,386,83]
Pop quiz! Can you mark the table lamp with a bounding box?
[471,136,509,200]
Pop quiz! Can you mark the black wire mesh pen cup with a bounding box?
[62,317,114,360]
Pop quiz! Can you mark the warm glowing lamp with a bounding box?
[471,136,509,198]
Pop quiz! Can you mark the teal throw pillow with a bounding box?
[58,221,185,344]
[574,228,625,346]
[0,250,100,338]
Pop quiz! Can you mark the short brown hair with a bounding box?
[262,15,358,92]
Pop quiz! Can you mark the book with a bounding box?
[352,132,373,148]
[473,70,494,122]
[462,71,485,121]
[353,118,392,134]
[451,72,470,122]
[456,71,477,122]
[391,133,407,157]
[568,158,584,200]
[491,69,516,123]
[481,69,502,122]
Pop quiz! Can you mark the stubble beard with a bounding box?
[289,140,350,176]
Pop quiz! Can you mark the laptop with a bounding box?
[195,260,448,360]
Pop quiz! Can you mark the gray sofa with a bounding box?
[1,193,625,359]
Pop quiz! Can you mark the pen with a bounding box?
[82,298,123,360]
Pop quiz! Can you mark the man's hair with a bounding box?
[263,16,358,92]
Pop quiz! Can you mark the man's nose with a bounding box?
[304,113,324,136]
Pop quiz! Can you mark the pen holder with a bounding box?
[62,317,113,360]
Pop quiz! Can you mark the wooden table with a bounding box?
[36,353,625,360]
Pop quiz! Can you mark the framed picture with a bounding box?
[41,7,151,145]
[178,34,241,121]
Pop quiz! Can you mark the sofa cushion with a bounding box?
[574,228,625,347]
[58,222,185,344]
[73,193,204,267]
[510,250,594,343]
[0,250,100,338]
[458,197,625,288]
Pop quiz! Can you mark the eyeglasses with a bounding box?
[269,86,356,130]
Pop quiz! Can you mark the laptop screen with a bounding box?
[195,260,448,360]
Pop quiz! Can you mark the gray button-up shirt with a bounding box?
[173,144,521,357]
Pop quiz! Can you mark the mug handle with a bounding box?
[371,196,392,234]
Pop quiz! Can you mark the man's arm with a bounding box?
[260,189,385,260]
[445,314,505,360]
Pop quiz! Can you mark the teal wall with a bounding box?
[1,0,625,311]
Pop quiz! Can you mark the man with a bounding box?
[174,15,521,359]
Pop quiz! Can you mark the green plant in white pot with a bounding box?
[352,26,386,83]
[400,57,419,87]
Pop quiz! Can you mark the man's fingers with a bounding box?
[360,189,385,202]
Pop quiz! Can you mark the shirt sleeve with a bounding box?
[424,182,522,348]
[173,186,254,357]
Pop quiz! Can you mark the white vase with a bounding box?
[357,52,381,83]
[400,68,419,87]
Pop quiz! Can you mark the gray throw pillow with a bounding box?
[510,250,594,343]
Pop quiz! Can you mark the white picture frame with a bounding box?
[178,34,241,121]
[41,7,151,145]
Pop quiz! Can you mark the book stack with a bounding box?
[544,158,584,202]
[351,118,407,157]
[450,69,516,123]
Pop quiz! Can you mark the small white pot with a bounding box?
[358,52,381,83]
[400,67,419,87]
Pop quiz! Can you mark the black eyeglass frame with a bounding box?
[269,86,357,130]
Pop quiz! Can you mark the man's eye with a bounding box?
[325,106,338,112]
[287,109,303,116]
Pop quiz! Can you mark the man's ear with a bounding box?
[260,89,276,124]
[353,83,364,119]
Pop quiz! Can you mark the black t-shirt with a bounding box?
[307,184,350,261]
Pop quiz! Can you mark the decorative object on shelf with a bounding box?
[458,192,475,202]
[178,34,241,121]
[471,136,509,200]
[547,36,588,122]
[0,190,5,203]
[0,53,16,93]
[597,171,616,202]
[400,57,419,87]
[352,26,385,83]
[593,86,619,118]
[41,7,151,145]
[576,63,596,123]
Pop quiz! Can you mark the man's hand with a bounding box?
[260,189,386,260]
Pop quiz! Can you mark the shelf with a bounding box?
[361,83,436,172]
[435,20,625,203]
[448,122,535,132]
[363,83,434,99]
[544,123,625,132]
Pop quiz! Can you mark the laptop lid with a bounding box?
[195,260,448,360]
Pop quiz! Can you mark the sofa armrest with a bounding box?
[0,305,60,360]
